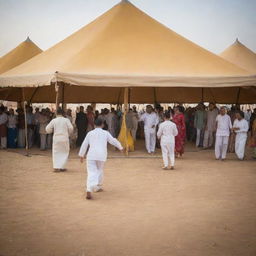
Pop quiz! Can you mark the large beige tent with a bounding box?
[220,39,256,73]
[0,37,42,74]
[0,0,255,104]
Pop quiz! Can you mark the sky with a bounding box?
[0,0,256,57]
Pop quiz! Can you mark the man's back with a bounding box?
[46,116,73,140]
[158,121,178,143]
[79,128,122,162]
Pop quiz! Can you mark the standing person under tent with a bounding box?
[46,107,73,172]
[157,112,178,170]
[76,106,88,147]
[139,105,159,154]
[215,106,232,161]
[232,111,249,160]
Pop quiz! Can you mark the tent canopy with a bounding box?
[0,37,42,74]
[0,0,255,104]
[220,39,256,73]
[0,0,255,88]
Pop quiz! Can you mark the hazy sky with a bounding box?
[0,0,256,57]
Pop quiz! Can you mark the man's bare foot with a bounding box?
[97,188,104,192]
[170,166,174,170]
[162,166,168,170]
[86,192,92,200]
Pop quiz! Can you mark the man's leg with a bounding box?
[96,161,105,191]
[144,129,151,153]
[235,135,247,160]
[150,132,156,153]
[161,143,168,168]
[203,130,209,148]
[209,131,214,148]
[221,136,229,160]
[169,142,175,168]
[196,128,201,147]
[0,137,7,149]
[215,136,222,159]
[86,160,99,198]
[40,134,46,150]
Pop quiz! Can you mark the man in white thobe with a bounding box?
[233,111,249,160]
[157,112,178,170]
[131,106,139,141]
[139,105,159,154]
[79,118,123,200]
[203,103,218,149]
[215,107,232,160]
[46,108,73,172]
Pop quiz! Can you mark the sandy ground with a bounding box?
[0,141,255,256]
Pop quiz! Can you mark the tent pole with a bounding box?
[22,88,29,157]
[124,87,129,156]
[55,82,59,113]
[236,87,241,105]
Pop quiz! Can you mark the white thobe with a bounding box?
[106,112,115,137]
[46,116,73,169]
[215,114,232,159]
[157,121,178,167]
[79,128,123,192]
[203,109,218,148]
[233,119,249,160]
[140,112,159,153]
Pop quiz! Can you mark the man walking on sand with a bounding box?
[46,107,73,172]
[79,119,123,200]
[157,112,178,170]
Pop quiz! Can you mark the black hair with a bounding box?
[56,107,64,115]
[236,110,244,118]
[164,111,171,119]
[94,118,103,127]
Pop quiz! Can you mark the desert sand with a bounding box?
[0,142,255,256]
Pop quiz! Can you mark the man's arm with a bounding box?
[107,132,123,151]
[78,134,89,162]
[157,124,163,139]
[45,120,54,134]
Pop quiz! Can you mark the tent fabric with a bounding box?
[0,0,255,89]
[220,39,256,73]
[1,85,255,104]
[0,37,42,74]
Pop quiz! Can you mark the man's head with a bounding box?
[132,105,137,111]
[35,107,39,112]
[164,111,171,120]
[0,106,4,114]
[146,105,153,114]
[67,109,72,116]
[235,111,244,120]
[94,118,104,128]
[9,108,14,115]
[80,106,84,112]
[209,103,215,111]
[87,105,93,112]
[56,107,64,116]
[220,106,226,115]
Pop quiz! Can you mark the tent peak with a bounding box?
[25,36,32,42]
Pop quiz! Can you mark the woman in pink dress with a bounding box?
[173,106,186,157]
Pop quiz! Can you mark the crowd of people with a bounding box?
[0,103,256,161]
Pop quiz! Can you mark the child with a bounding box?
[157,112,178,170]
[79,118,123,199]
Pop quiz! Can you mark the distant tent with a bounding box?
[0,0,255,104]
[0,37,42,74]
[220,39,256,73]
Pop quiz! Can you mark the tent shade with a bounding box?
[220,39,256,73]
[1,85,255,104]
[0,37,42,74]
[0,0,255,89]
